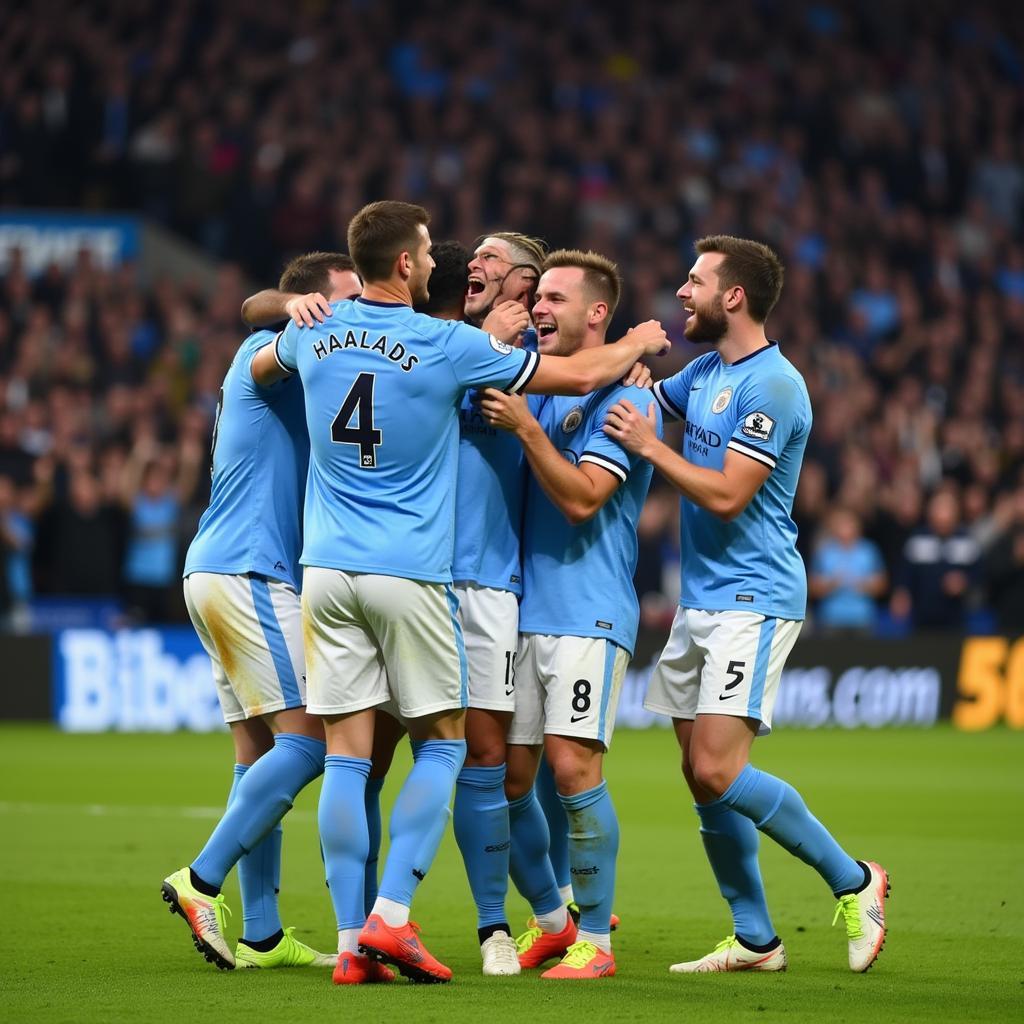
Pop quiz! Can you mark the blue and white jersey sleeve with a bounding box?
[443,321,539,394]
[582,386,662,484]
[652,359,700,422]
[726,372,807,473]
[273,325,297,374]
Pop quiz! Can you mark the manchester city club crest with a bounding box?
[561,405,584,433]
[712,386,733,414]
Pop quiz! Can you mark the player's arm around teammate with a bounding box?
[605,236,889,976]
[161,253,363,975]
[482,251,662,981]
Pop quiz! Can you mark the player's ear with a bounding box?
[397,249,412,280]
[589,300,608,326]
[723,285,744,313]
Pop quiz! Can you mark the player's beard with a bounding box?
[684,292,728,343]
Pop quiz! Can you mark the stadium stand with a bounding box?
[1,1,1023,632]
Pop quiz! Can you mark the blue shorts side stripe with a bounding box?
[249,576,302,708]
[746,617,777,722]
[597,641,617,744]
[445,583,469,707]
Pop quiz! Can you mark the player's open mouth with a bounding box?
[467,277,485,296]
[537,322,557,338]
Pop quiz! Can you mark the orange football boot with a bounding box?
[516,915,578,969]
[332,951,395,985]
[357,915,452,984]
[541,940,616,980]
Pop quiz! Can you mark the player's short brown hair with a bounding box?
[278,252,355,294]
[695,235,784,323]
[347,201,430,283]
[542,249,622,314]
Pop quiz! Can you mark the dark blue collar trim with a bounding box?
[356,297,407,308]
[730,340,777,367]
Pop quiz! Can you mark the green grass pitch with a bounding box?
[1,724,1021,1023]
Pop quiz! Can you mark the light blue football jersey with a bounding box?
[452,391,527,594]
[652,342,811,620]
[518,384,662,655]
[184,330,309,590]
[452,328,540,594]
[275,298,539,583]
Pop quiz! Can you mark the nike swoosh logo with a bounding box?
[690,387,702,391]
[570,714,588,723]
[505,688,514,696]
[718,693,737,701]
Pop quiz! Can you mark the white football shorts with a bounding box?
[183,572,306,723]
[644,607,802,735]
[302,567,468,720]
[507,634,630,750]
[452,581,519,713]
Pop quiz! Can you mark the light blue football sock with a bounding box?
[454,764,510,928]
[559,781,618,936]
[508,789,563,916]
[319,755,371,931]
[721,764,864,895]
[695,800,776,947]
[363,776,385,917]
[377,739,466,907]
[536,757,571,891]
[226,763,247,805]
[192,734,325,890]
[225,765,286,943]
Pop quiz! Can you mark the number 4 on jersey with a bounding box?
[332,372,382,468]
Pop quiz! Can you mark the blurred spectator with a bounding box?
[0,476,35,621]
[984,487,1024,633]
[119,436,203,623]
[809,507,887,633]
[43,470,124,595]
[890,491,981,630]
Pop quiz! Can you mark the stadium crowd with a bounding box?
[1,0,1023,633]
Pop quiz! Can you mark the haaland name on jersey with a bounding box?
[310,328,419,373]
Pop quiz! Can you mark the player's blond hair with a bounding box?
[475,231,548,273]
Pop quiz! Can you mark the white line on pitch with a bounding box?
[0,800,316,822]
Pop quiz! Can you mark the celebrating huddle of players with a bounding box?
[160,201,889,986]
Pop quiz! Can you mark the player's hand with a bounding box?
[498,266,540,308]
[482,301,530,344]
[626,320,671,357]
[604,398,660,458]
[478,387,533,435]
[285,292,332,328]
[622,362,653,388]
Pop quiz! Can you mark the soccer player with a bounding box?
[464,232,545,329]
[434,235,631,973]
[454,232,546,976]
[603,235,890,974]
[250,201,669,983]
[478,250,663,980]
[161,253,365,972]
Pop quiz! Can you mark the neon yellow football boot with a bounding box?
[234,926,335,968]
